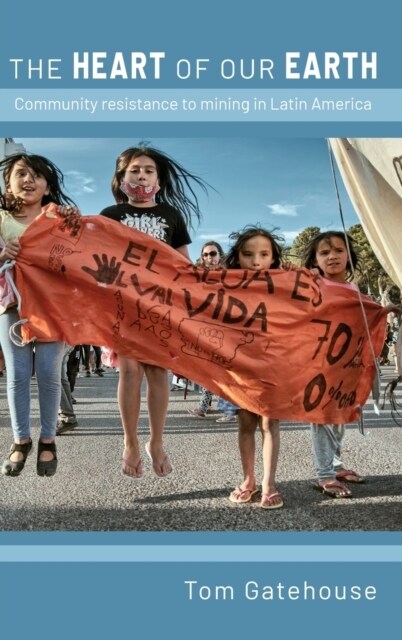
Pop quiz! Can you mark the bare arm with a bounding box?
[175,244,191,261]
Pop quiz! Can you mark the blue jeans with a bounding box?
[311,423,345,481]
[217,397,238,416]
[0,308,64,440]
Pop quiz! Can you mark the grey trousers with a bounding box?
[311,423,345,481]
[59,346,78,425]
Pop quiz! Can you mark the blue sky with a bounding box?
[16,137,359,261]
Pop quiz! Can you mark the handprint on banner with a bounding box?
[57,211,83,238]
[82,254,122,285]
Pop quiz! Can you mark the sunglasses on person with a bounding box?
[202,251,218,257]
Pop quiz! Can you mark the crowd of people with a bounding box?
[0,146,400,513]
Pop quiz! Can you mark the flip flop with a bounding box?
[145,442,172,478]
[336,469,365,483]
[122,454,143,479]
[314,480,352,498]
[229,486,258,503]
[260,491,284,510]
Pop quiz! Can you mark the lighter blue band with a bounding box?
[0,545,401,562]
[1,89,401,121]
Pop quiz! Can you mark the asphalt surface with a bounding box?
[0,366,401,531]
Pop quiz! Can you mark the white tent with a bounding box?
[329,138,402,290]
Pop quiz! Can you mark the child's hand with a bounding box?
[281,261,298,271]
[0,239,20,262]
[385,304,402,315]
[56,205,81,218]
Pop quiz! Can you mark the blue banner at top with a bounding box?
[1,0,400,89]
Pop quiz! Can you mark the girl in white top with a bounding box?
[0,152,76,478]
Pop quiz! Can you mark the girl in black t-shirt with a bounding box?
[101,144,208,478]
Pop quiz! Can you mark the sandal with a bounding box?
[122,453,143,479]
[229,486,258,503]
[37,441,58,477]
[1,439,32,477]
[145,442,172,478]
[314,479,352,498]
[336,469,365,483]
[260,491,284,510]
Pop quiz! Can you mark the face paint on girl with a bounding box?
[120,155,160,204]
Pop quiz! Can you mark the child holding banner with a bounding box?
[0,153,77,477]
[226,226,285,509]
[302,231,365,498]
[100,144,207,479]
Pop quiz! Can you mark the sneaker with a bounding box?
[187,408,207,418]
[86,371,91,378]
[56,421,78,435]
[71,396,77,405]
[216,414,237,423]
[95,368,104,377]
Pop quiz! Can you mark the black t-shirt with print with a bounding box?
[99,202,191,249]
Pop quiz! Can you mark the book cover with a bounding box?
[0,1,401,638]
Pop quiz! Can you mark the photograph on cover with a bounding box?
[0,137,401,532]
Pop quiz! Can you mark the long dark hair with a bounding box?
[225,225,284,269]
[111,144,210,229]
[302,230,359,276]
[0,153,76,213]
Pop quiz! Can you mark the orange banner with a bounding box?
[13,205,386,423]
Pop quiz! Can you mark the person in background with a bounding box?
[0,344,5,377]
[187,241,225,418]
[66,345,81,404]
[82,344,104,377]
[390,314,400,372]
[56,344,79,435]
[216,397,238,423]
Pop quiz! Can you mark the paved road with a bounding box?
[0,366,401,531]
